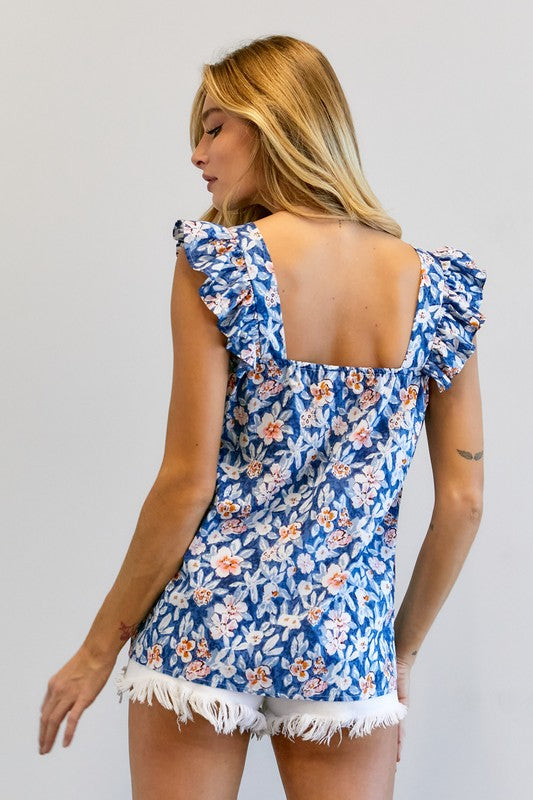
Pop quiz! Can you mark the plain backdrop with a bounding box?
[2,1,532,798]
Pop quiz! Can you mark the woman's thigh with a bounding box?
[128,698,252,800]
[270,722,398,800]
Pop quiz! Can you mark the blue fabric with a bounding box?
[126,219,486,702]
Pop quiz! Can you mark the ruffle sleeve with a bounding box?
[172,219,260,370]
[423,246,487,392]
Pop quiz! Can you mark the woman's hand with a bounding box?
[395,657,413,763]
[39,645,116,754]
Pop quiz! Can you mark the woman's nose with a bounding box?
[191,144,206,169]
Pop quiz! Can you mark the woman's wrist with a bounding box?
[396,648,418,668]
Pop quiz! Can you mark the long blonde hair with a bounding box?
[189,34,401,237]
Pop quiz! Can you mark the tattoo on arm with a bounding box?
[456,448,483,461]
[119,621,138,642]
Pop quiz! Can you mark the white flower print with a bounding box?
[335,674,351,690]
[188,539,206,556]
[355,587,370,607]
[217,662,237,678]
[297,579,313,596]
[168,590,189,608]
[209,613,239,639]
[324,610,351,632]
[297,552,314,573]
[278,613,301,629]
[331,415,349,435]
[368,556,387,574]
[214,595,248,622]
[245,629,264,645]
[325,628,348,655]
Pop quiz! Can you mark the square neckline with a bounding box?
[240,220,427,374]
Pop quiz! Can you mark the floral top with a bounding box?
[125,218,486,702]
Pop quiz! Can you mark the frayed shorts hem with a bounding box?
[115,658,408,746]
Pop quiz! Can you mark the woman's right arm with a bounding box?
[394,348,484,667]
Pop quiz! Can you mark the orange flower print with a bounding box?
[246,665,273,690]
[313,656,328,676]
[307,606,323,625]
[146,644,163,668]
[248,355,265,382]
[213,239,233,256]
[310,379,334,406]
[246,459,263,478]
[196,637,211,660]
[279,521,302,541]
[193,587,213,606]
[365,368,379,387]
[321,563,349,594]
[216,499,240,518]
[399,384,418,410]
[257,412,284,444]
[346,370,364,393]
[317,506,338,532]
[290,657,312,681]
[302,677,328,697]
[337,508,352,528]
[419,262,430,286]
[265,357,283,380]
[176,637,195,662]
[210,546,243,577]
[184,660,211,680]
[332,461,351,479]
[359,671,376,698]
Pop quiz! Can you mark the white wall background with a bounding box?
[2,1,531,797]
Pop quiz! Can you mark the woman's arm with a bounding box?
[39,247,231,754]
[79,473,214,666]
[394,349,484,667]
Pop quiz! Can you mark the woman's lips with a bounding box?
[207,178,217,190]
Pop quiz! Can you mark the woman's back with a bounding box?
[117,213,486,707]
[253,211,423,370]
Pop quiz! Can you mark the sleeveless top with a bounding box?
[123,218,486,702]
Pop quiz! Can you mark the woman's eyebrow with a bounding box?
[201,107,224,122]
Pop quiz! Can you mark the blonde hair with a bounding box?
[189,34,402,238]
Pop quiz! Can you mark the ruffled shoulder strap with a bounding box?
[422,245,487,392]
[172,219,261,370]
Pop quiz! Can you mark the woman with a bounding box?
[39,34,486,800]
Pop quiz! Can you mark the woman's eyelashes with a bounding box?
[206,125,222,138]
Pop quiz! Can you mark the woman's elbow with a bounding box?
[434,485,484,524]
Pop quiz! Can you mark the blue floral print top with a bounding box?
[125,218,486,703]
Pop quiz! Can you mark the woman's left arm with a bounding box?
[39,247,230,754]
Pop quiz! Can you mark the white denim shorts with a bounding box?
[115,658,407,746]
